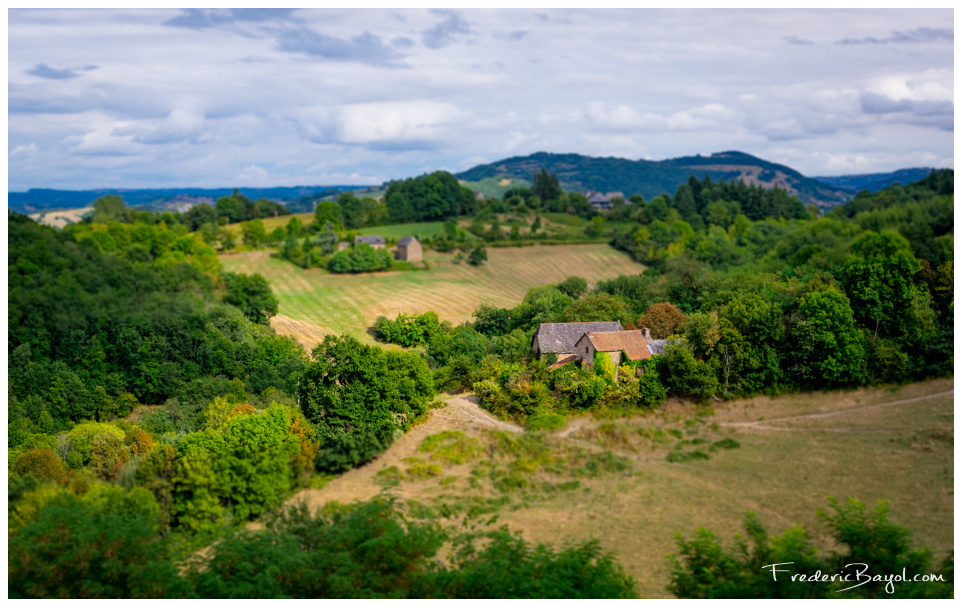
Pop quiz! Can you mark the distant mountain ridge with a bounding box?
[812,168,935,194]
[455,150,854,208]
[7,185,364,214]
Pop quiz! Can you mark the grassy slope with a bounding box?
[289,377,953,599]
[220,243,645,349]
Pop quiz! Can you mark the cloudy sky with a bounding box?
[8,8,954,191]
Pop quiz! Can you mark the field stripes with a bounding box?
[220,244,645,348]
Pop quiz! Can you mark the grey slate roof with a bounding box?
[532,321,623,354]
[355,235,385,245]
[646,339,668,356]
[397,236,418,246]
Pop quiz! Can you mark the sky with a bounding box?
[7,8,955,191]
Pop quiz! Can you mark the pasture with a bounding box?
[219,243,645,349]
[289,377,955,598]
[29,206,93,228]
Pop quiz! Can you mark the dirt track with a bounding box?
[719,389,954,431]
[288,395,521,512]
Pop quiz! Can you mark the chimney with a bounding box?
[641,327,651,339]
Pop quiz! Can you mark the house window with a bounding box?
[585,347,588,353]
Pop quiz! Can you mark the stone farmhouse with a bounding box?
[531,321,622,357]
[532,322,667,370]
[583,191,628,211]
[354,235,385,249]
[395,236,422,262]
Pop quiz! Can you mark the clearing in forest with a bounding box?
[220,243,644,349]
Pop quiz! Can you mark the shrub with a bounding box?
[594,352,617,385]
[526,408,567,432]
[327,243,394,273]
[467,245,487,266]
[374,311,443,347]
[668,497,953,598]
[637,371,668,407]
[554,366,607,409]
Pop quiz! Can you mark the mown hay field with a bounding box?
[219,243,645,349]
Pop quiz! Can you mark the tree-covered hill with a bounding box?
[8,185,363,214]
[455,151,854,208]
[813,167,935,194]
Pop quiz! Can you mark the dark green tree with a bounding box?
[223,272,279,324]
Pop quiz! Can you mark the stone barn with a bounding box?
[396,236,422,262]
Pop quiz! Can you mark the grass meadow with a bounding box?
[219,243,645,349]
[291,377,954,598]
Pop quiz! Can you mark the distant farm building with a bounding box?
[395,236,422,262]
[583,191,628,211]
[474,191,486,201]
[337,241,350,251]
[354,235,385,249]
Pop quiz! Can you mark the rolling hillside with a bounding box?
[813,167,935,194]
[455,150,853,208]
[7,185,362,214]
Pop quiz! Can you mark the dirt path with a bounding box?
[719,389,954,431]
[286,395,522,512]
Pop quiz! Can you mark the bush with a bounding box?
[637,371,668,407]
[374,311,443,347]
[668,497,954,598]
[553,366,607,409]
[467,245,487,266]
[327,243,394,273]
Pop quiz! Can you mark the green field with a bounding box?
[220,243,645,349]
[356,221,444,241]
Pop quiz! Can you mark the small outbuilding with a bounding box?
[395,236,422,262]
[337,241,350,251]
[354,235,385,249]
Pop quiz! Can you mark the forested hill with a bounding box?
[8,185,361,214]
[813,167,935,194]
[454,151,853,209]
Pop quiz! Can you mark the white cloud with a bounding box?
[6,8,954,189]
[10,143,38,157]
[334,100,467,146]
